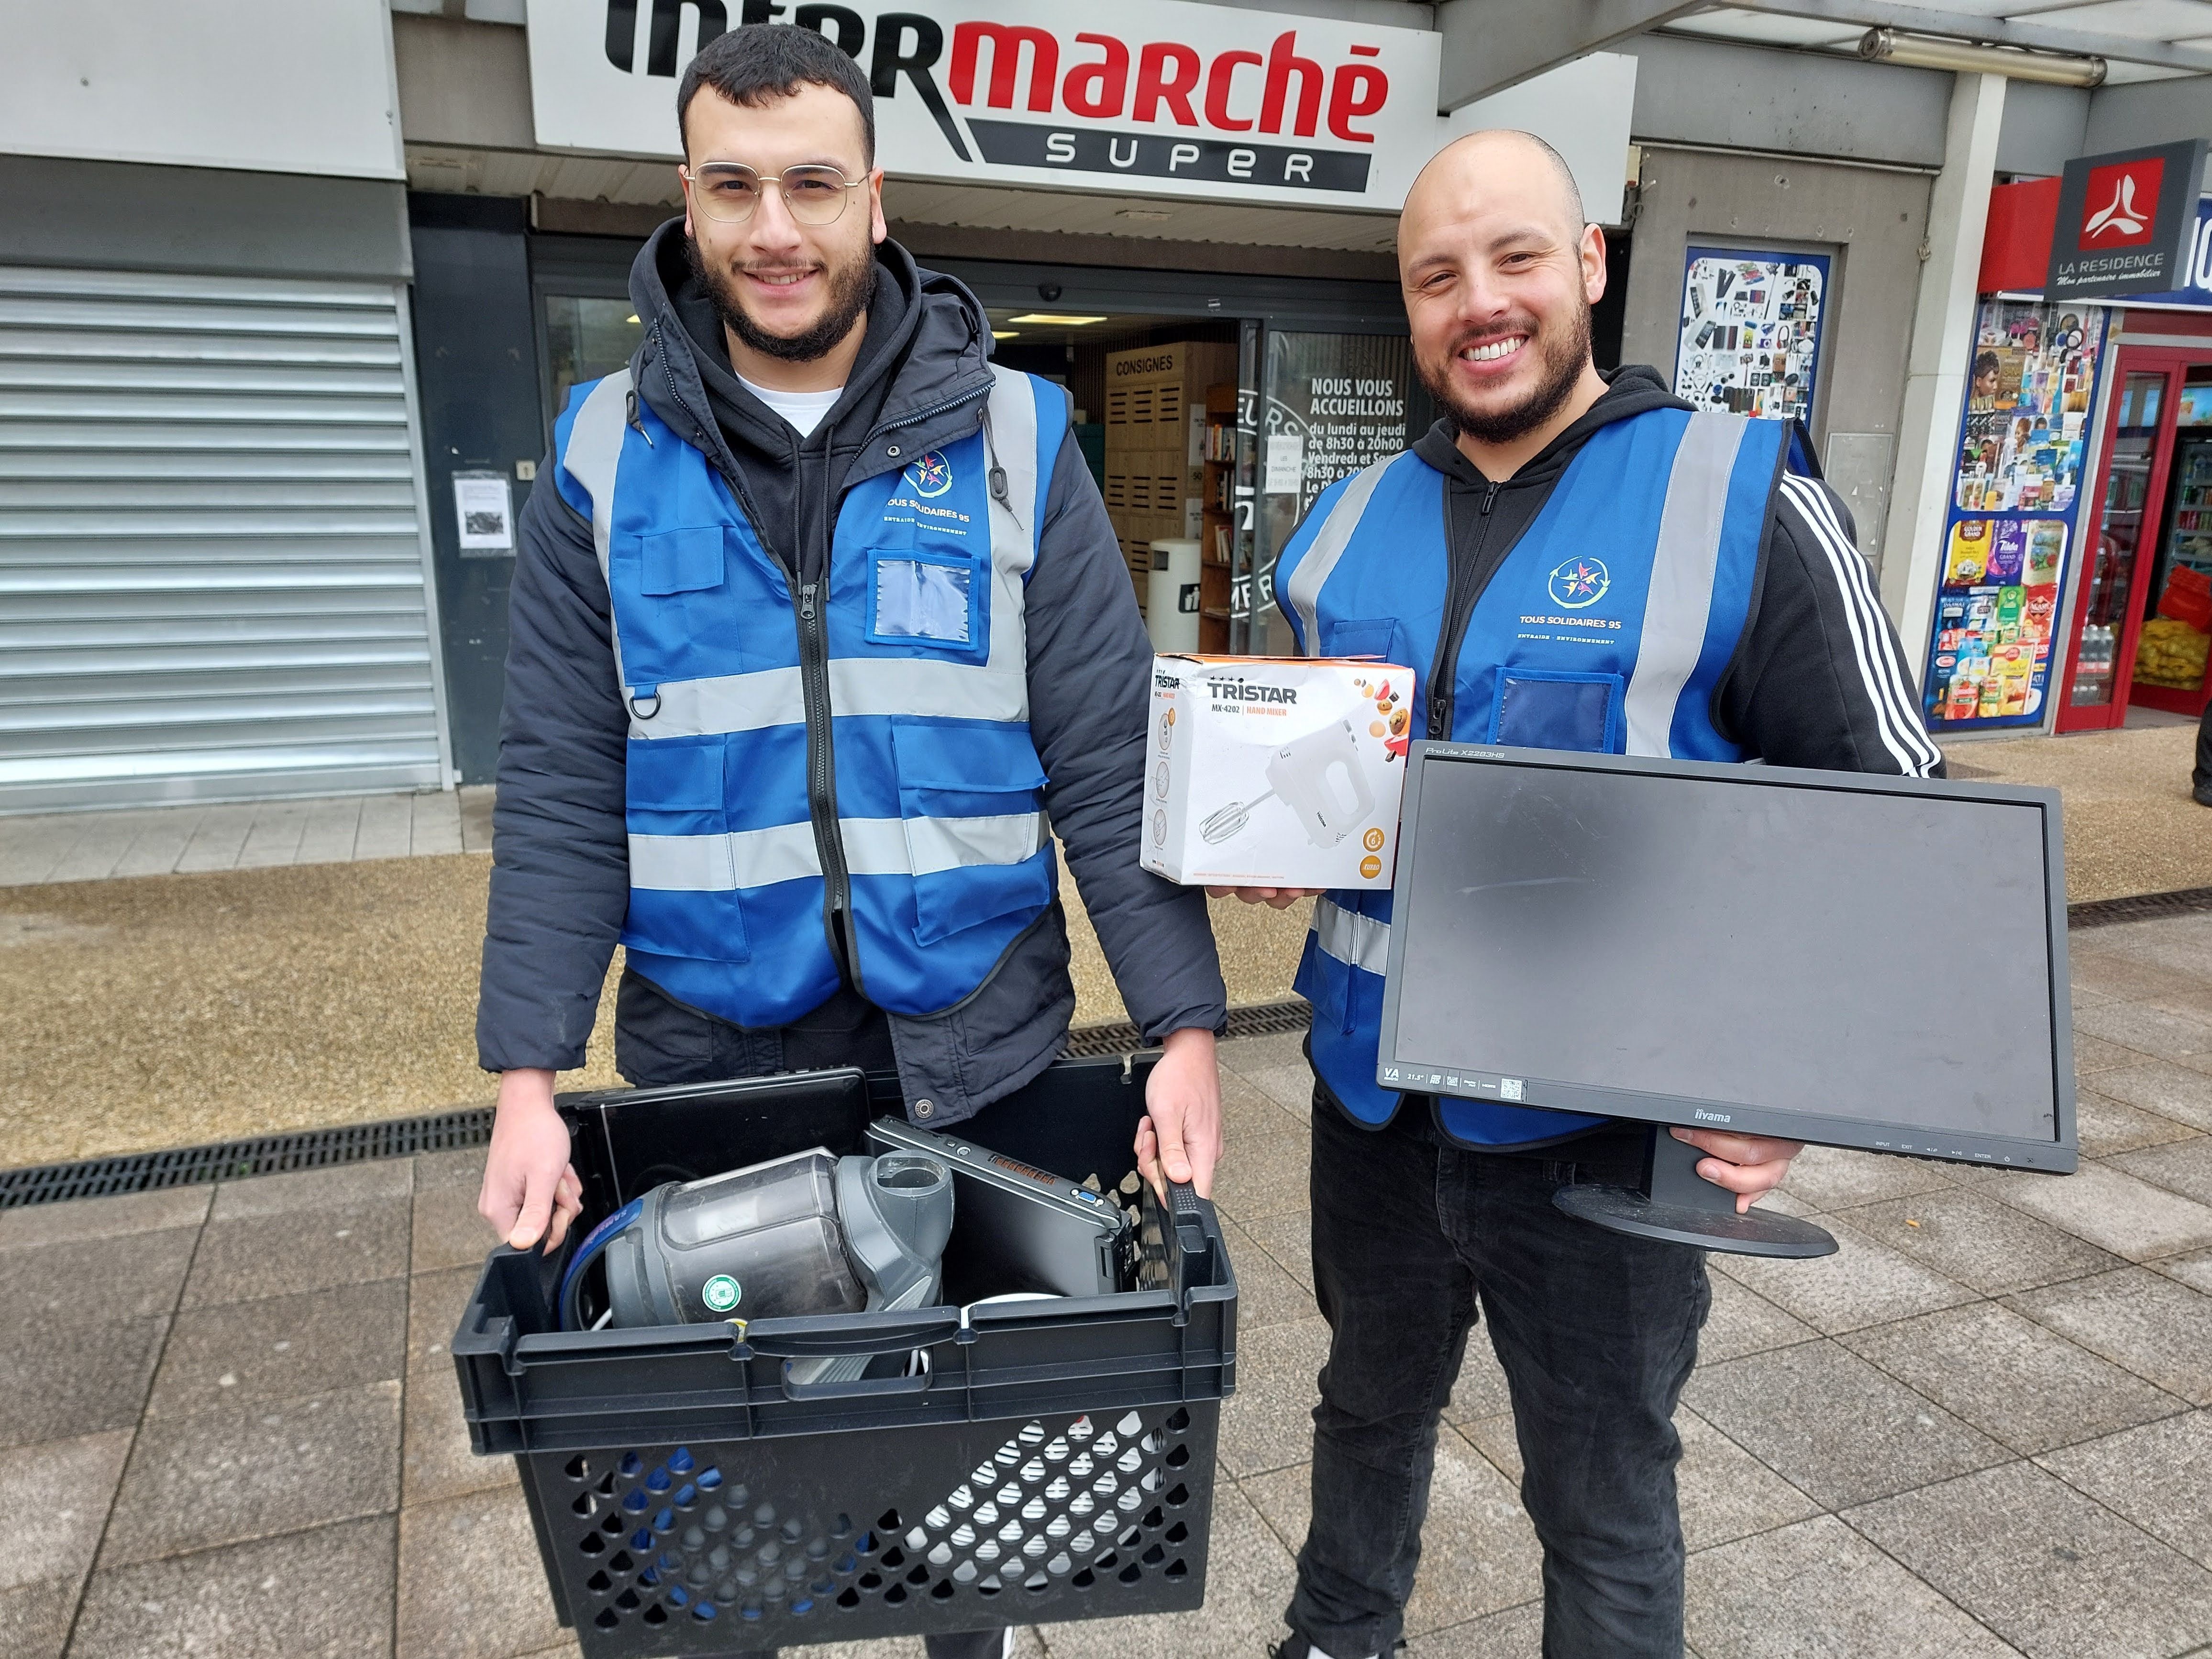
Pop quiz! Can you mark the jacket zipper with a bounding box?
[1427,478,1500,740]
[649,343,860,969]
[651,339,996,983]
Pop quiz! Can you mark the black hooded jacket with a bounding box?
[477,227,1227,1119]
[1409,366,1947,776]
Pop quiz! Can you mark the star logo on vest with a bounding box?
[905,451,953,498]
[1547,556,1611,609]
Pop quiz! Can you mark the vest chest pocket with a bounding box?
[635,527,726,595]
[1320,617,1419,678]
[888,717,1051,946]
[1487,668,1625,753]
[869,549,984,653]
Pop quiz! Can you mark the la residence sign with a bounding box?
[524,0,1621,212]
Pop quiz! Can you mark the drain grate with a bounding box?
[1062,998,1312,1058]
[0,1108,495,1210]
[2066,886,2212,929]
[0,1002,1318,1210]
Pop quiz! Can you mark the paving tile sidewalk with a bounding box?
[0,788,495,887]
[6,915,2212,1658]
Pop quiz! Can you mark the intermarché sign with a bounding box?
[529,0,1453,209]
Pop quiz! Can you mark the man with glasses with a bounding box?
[475,28,1228,1657]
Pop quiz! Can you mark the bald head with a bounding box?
[1397,128,1608,459]
[1403,130,1585,248]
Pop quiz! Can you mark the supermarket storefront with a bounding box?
[403,1,1639,778]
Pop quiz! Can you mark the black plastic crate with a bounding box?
[453,1053,1237,1652]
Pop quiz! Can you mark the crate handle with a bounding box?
[777,1359,933,1402]
[739,1313,956,1360]
[1168,1179,1215,1302]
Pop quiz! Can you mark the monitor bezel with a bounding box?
[1375,741,2078,1176]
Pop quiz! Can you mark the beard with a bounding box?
[1417,299,1593,445]
[684,232,876,365]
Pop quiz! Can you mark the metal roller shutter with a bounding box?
[0,265,451,813]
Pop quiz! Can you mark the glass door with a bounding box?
[2128,365,2212,716]
[2057,362,2181,730]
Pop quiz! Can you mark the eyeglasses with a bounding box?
[682,163,866,226]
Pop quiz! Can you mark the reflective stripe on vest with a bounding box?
[630,811,1048,890]
[566,365,1040,737]
[1312,895,1389,977]
[1285,409,1784,1141]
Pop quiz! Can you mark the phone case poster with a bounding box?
[1674,248,1829,423]
[1927,518,2068,725]
[1956,301,2105,514]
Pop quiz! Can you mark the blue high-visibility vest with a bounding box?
[552,365,1062,1027]
[1273,409,1787,1145]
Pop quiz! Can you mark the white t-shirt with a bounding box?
[737,373,844,439]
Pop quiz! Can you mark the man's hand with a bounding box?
[1136,1027,1223,1200]
[1205,885,1323,910]
[480,1067,584,1253]
[1671,1126,1803,1215]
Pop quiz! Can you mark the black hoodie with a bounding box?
[1411,366,1947,778]
[479,228,1228,1120]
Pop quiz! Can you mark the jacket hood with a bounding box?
[624,217,995,470]
[1414,364,1690,489]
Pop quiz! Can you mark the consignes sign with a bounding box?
[2046,139,2208,301]
[525,0,1629,215]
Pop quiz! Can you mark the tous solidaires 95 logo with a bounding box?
[1547,556,1611,609]
[904,451,953,497]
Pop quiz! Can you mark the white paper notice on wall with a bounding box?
[453,472,515,555]
[1264,434,1305,495]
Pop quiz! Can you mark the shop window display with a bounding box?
[1672,248,1828,424]
[1924,299,2107,730]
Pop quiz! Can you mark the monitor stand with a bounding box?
[1552,1126,1838,1258]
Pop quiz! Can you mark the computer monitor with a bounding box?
[1376,742,2076,1257]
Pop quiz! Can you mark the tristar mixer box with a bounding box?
[1143,655,1412,889]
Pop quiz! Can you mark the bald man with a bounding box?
[1236,132,1941,1659]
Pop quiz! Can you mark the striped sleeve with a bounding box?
[1716,473,1945,778]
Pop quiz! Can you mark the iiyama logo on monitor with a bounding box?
[1693,1109,1733,1124]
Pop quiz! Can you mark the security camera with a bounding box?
[1038,282,1063,302]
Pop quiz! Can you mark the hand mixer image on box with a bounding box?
[1199,718,1377,845]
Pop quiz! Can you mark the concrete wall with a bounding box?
[0,0,403,180]
[1621,34,1952,169]
[1623,146,1934,576]
[2086,74,2212,157]
[1997,81,2090,178]
[392,14,535,152]
[0,155,411,282]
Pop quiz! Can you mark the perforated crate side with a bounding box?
[526,1400,1219,1653]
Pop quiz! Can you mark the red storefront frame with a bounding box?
[2055,347,2185,730]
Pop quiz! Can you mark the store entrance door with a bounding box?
[2056,346,2212,728]
[2128,361,2212,716]
[2057,353,2183,728]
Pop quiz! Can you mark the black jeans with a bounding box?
[1288,1091,1710,1659]
[2196,697,2212,799]
[615,976,1001,1659]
